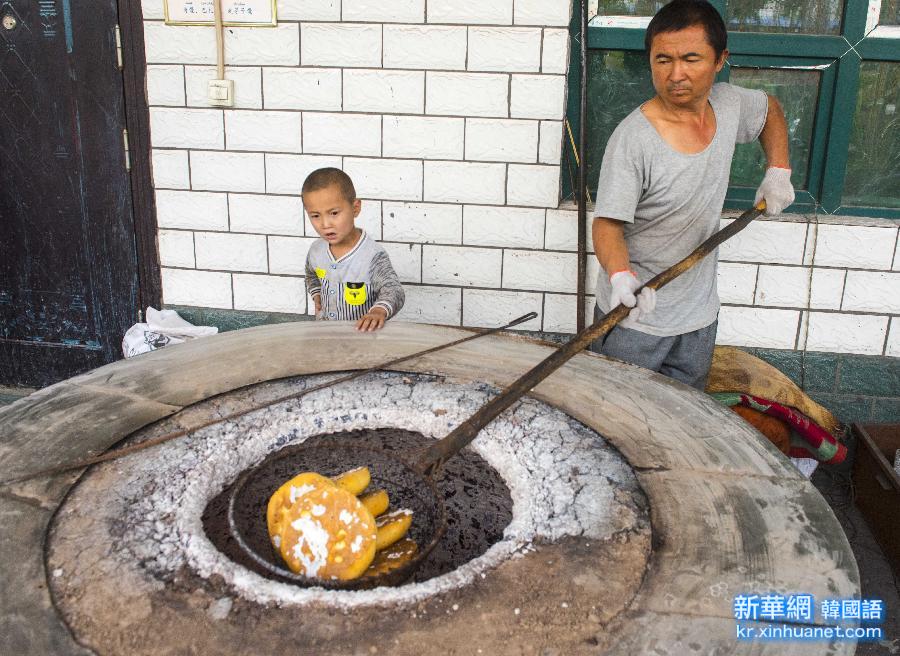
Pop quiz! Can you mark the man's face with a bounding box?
[303,184,361,249]
[648,24,726,107]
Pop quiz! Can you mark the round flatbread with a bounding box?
[276,484,377,580]
[266,472,334,548]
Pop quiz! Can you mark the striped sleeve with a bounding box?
[305,249,321,297]
[370,250,405,319]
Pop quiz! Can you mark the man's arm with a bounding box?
[593,216,656,319]
[754,95,795,215]
[759,95,790,169]
[592,217,631,275]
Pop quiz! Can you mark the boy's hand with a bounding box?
[313,294,322,318]
[356,306,388,332]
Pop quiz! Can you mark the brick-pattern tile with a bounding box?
[507,164,560,207]
[190,151,265,193]
[426,72,509,118]
[276,0,340,21]
[543,293,577,333]
[225,24,300,65]
[268,236,317,275]
[147,65,185,106]
[510,75,566,119]
[422,245,502,287]
[514,0,571,25]
[195,232,268,272]
[503,250,576,293]
[463,289,542,330]
[842,271,900,314]
[157,229,195,268]
[801,312,889,356]
[463,206,545,248]
[401,285,461,324]
[544,209,594,253]
[156,190,228,230]
[344,158,423,201]
[229,193,305,235]
[151,149,190,189]
[383,116,464,160]
[263,68,342,111]
[424,161,506,205]
[465,119,538,163]
[381,242,422,283]
[717,262,757,305]
[808,224,897,269]
[716,306,799,349]
[161,268,232,308]
[144,24,216,65]
[539,121,563,164]
[342,0,425,23]
[718,219,807,265]
[301,24,381,67]
[233,274,306,313]
[225,111,301,152]
[427,0,512,25]
[343,70,425,114]
[383,25,467,70]
[468,27,541,73]
[541,29,569,74]
[302,113,381,157]
[150,107,223,149]
[383,202,462,244]
[888,320,900,358]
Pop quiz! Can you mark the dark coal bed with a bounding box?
[203,428,513,585]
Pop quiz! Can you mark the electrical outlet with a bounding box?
[207,79,234,107]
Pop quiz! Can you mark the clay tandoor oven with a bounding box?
[0,322,858,655]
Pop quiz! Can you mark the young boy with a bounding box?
[302,167,405,331]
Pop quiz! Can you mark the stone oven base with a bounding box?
[46,370,652,654]
[48,534,649,656]
[0,321,860,655]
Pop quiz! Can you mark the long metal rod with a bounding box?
[417,203,766,474]
[2,312,537,486]
[576,0,589,332]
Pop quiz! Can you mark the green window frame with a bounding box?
[565,0,900,218]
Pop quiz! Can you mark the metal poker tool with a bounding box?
[230,202,767,589]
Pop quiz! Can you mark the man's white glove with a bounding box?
[609,270,656,321]
[754,167,795,215]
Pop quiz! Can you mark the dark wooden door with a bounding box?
[0,0,140,387]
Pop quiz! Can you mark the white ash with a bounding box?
[97,372,644,609]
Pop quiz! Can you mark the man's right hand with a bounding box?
[313,294,322,318]
[610,270,656,321]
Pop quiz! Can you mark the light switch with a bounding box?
[207,79,235,107]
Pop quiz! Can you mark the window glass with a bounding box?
[597,0,666,17]
[879,0,899,25]
[843,62,900,208]
[585,50,654,192]
[728,67,820,190]
[725,0,843,34]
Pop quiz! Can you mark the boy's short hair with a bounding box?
[644,0,727,60]
[302,167,357,203]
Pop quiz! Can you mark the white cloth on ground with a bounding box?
[122,307,217,358]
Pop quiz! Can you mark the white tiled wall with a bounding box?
[147,1,900,354]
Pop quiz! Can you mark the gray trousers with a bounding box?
[588,306,718,390]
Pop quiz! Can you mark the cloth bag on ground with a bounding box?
[122,307,217,358]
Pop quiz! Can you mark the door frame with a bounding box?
[117,0,162,312]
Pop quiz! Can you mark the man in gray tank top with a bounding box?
[589,0,795,389]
